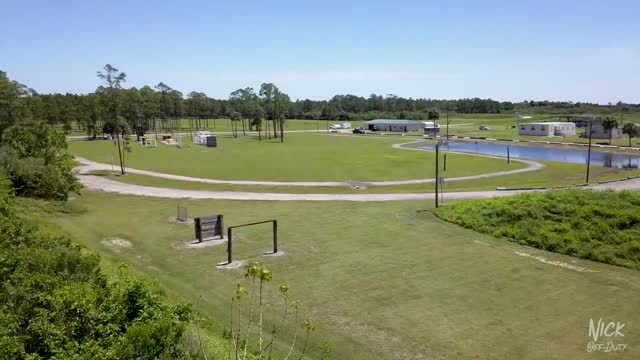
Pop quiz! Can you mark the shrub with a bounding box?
[435,190,640,270]
[0,123,81,200]
[0,176,193,359]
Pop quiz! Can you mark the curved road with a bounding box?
[76,163,640,202]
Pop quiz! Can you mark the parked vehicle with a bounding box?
[352,127,366,134]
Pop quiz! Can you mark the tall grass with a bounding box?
[436,190,640,269]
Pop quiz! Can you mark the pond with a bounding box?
[417,141,640,169]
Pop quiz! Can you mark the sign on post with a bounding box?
[195,215,224,242]
[177,206,188,222]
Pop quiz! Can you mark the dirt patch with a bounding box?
[101,237,132,252]
[514,251,596,272]
[473,240,491,246]
[174,237,226,249]
[169,216,194,225]
[263,250,286,257]
[322,314,434,360]
[347,180,368,190]
[216,260,246,269]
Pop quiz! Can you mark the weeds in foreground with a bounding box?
[223,261,330,360]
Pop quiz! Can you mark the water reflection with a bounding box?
[418,142,640,169]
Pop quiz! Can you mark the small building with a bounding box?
[558,115,605,128]
[422,121,440,136]
[518,122,576,137]
[589,123,623,139]
[365,119,424,132]
[556,115,623,139]
[193,131,216,145]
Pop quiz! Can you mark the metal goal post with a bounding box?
[226,220,278,264]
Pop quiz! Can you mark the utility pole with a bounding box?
[586,119,593,183]
[446,110,450,140]
[435,144,440,208]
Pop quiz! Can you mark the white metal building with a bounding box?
[365,119,424,132]
[192,131,215,145]
[518,122,576,136]
[422,122,440,135]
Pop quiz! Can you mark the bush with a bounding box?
[0,176,193,359]
[435,190,640,269]
[0,123,81,200]
[0,154,79,200]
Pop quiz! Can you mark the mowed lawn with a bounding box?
[48,192,640,359]
[69,133,525,181]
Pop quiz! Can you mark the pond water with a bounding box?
[417,142,640,169]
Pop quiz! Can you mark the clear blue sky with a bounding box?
[1,0,639,103]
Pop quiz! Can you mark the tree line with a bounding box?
[5,66,637,140]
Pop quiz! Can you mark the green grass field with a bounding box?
[69,133,525,181]
[46,192,640,359]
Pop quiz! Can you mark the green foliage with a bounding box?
[436,189,640,269]
[0,123,80,200]
[227,261,325,360]
[601,116,619,144]
[0,177,194,359]
[622,123,640,147]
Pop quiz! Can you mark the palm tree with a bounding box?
[622,123,640,147]
[602,117,619,145]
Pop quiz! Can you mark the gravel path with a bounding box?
[77,174,640,201]
[77,174,532,201]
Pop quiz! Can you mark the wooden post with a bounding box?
[227,227,232,264]
[444,154,447,172]
[586,120,593,183]
[435,144,439,208]
[273,220,278,253]
[195,217,201,243]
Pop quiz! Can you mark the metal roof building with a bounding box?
[365,119,424,132]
